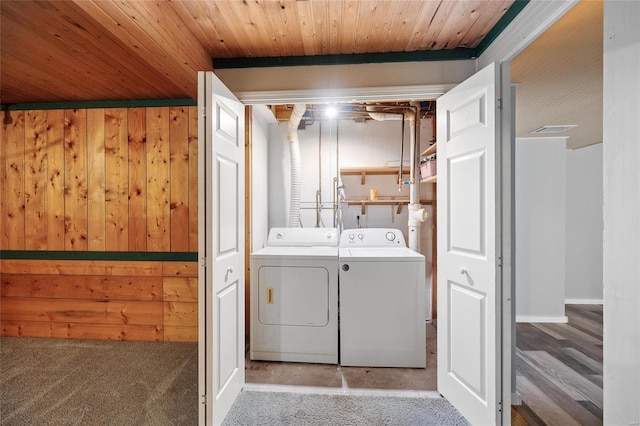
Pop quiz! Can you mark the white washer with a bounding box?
[250,228,339,364]
[339,228,426,368]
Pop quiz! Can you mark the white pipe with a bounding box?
[408,103,426,252]
[366,106,404,121]
[287,103,306,227]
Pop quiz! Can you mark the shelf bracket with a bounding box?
[360,202,366,215]
[396,203,403,215]
[360,171,366,185]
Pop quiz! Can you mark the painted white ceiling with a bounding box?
[511,0,603,149]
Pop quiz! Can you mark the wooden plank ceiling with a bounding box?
[0,0,514,104]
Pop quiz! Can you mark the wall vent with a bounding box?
[530,125,577,134]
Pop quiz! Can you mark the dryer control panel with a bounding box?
[339,228,406,247]
[268,227,339,247]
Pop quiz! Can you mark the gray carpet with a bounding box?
[0,337,198,426]
[222,389,470,426]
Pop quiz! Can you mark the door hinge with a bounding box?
[201,107,206,118]
[497,400,503,412]
[201,394,207,405]
[497,98,503,110]
[497,256,503,268]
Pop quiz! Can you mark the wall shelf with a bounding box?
[343,198,434,214]
[341,166,409,185]
[421,143,437,157]
[420,142,437,183]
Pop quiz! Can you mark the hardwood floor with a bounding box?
[513,304,603,425]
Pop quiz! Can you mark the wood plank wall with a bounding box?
[0,107,198,252]
[0,259,198,342]
[0,106,199,342]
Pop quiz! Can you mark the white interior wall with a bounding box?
[267,115,435,317]
[515,137,567,323]
[565,143,603,303]
[250,105,276,251]
[603,2,640,424]
[268,116,434,234]
[216,60,476,95]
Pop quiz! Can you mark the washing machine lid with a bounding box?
[252,245,338,260]
[339,247,424,262]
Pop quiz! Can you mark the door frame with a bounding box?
[223,5,577,423]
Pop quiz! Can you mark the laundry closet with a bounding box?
[247,102,438,389]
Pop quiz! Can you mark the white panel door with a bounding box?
[198,71,245,426]
[437,62,503,425]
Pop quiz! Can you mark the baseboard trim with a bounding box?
[516,315,569,323]
[565,299,603,305]
[512,391,522,406]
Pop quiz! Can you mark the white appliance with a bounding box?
[250,227,339,364]
[339,228,426,368]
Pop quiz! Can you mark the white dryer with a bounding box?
[250,228,339,364]
[339,228,426,368]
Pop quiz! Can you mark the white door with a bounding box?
[198,71,245,425]
[437,62,506,425]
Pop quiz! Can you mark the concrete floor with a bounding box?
[246,322,437,391]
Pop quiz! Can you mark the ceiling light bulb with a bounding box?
[325,106,337,118]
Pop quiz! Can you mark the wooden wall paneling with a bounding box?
[0,259,197,342]
[0,320,163,342]
[0,115,5,249]
[104,108,129,251]
[163,301,197,326]
[162,261,198,277]
[128,107,147,251]
[0,297,163,325]
[46,110,66,250]
[163,277,198,302]
[0,259,162,276]
[169,106,189,252]
[164,326,197,342]
[64,109,88,250]
[146,107,170,252]
[188,106,199,252]
[87,108,106,251]
[24,110,48,250]
[2,111,26,250]
[1,274,162,301]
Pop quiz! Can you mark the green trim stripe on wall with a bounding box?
[0,251,198,262]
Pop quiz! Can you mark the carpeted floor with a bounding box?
[223,387,470,426]
[1,337,468,425]
[0,337,198,426]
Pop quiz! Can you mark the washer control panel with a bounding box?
[340,228,406,247]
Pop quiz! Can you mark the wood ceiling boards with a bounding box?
[1,0,515,105]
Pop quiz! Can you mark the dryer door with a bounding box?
[258,266,329,327]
